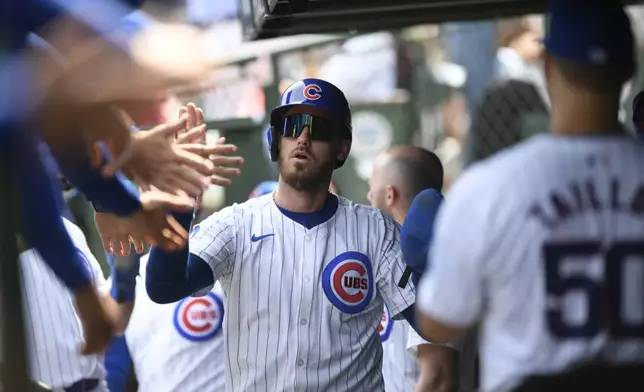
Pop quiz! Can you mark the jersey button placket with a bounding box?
[296,233,315,384]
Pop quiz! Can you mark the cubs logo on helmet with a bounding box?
[173,292,225,342]
[379,306,394,342]
[303,84,322,101]
[322,251,375,314]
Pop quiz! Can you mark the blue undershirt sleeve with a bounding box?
[104,335,132,392]
[145,211,214,304]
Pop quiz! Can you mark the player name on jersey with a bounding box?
[530,178,644,229]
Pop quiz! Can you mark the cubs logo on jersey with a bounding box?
[173,292,224,342]
[322,251,375,314]
[379,306,394,342]
[303,84,322,101]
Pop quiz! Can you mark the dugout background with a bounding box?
[4,0,644,390]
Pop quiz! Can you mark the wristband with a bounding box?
[108,250,141,303]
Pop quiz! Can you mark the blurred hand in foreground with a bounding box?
[101,117,215,198]
[175,103,244,187]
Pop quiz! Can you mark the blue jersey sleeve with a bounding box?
[105,335,133,392]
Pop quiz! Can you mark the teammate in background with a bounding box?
[369,146,469,392]
[146,78,424,391]
[415,1,644,391]
[20,215,139,392]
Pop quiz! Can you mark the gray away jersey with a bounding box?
[418,133,644,392]
[190,195,416,392]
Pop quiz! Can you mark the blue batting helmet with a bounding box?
[267,78,352,168]
[248,181,278,200]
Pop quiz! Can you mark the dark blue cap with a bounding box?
[544,0,634,66]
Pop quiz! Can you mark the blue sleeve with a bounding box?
[104,335,132,392]
[7,127,91,290]
[402,305,420,334]
[18,0,143,35]
[145,212,215,304]
[51,137,141,217]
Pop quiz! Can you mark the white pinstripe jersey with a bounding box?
[379,306,419,392]
[190,194,416,392]
[125,254,226,392]
[418,134,644,392]
[20,218,109,390]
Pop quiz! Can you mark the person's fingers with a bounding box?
[186,103,197,130]
[180,142,238,156]
[120,240,131,256]
[173,147,215,176]
[196,107,205,128]
[165,214,189,245]
[215,136,226,145]
[129,237,146,254]
[98,233,112,254]
[110,238,127,256]
[164,172,204,198]
[178,106,187,122]
[151,117,188,139]
[175,124,206,145]
[140,191,196,212]
[210,176,233,187]
[209,155,244,167]
[100,141,134,178]
[212,165,242,178]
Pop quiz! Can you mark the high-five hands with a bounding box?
[96,103,243,255]
[175,103,244,187]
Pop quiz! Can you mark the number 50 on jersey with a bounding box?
[543,240,644,339]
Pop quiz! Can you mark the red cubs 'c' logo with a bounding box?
[303,84,322,101]
[322,252,374,314]
[333,261,369,304]
[379,306,393,342]
[173,292,224,342]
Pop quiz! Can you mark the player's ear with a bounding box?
[337,139,351,162]
[385,185,396,207]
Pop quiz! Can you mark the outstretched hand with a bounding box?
[101,118,215,198]
[175,103,244,187]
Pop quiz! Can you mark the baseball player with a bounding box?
[104,182,273,392]
[20,213,139,392]
[370,146,474,392]
[146,78,423,391]
[414,1,644,391]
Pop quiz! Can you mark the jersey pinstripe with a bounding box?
[380,306,419,392]
[20,218,109,390]
[190,194,416,392]
[125,254,226,392]
[417,134,644,392]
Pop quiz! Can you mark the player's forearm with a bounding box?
[21,0,142,46]
[415,345,457,392]
[146,211,214,303]
[51,136,141,216]
[102,296,134,335]
[11,130,92,290]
